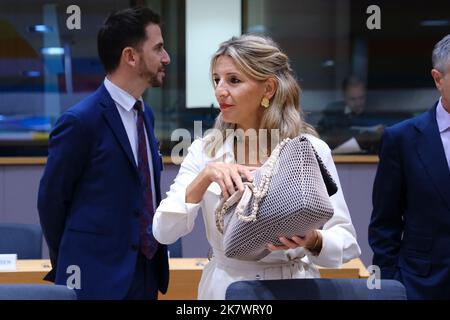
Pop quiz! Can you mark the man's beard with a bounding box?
[138,60,163,87]
[147,71,162,87]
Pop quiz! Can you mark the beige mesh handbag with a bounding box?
[215,135,338,261]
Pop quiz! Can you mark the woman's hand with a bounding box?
[203,163,258,199]
[186,162,257,204]
[267,230,322,255]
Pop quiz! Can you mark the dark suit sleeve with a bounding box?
[369,128,404,279]
[37,112,90,280]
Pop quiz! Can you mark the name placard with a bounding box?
[0,254,17,271]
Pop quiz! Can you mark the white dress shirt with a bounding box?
[436,98,450,171]
[153,133,361,299]
[103,78,157,210]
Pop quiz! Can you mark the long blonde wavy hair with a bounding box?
[205,34,317,157]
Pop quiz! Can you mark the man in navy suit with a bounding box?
[369,34,450,299]
[38,7,171,299]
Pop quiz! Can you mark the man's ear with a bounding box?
[431,69,443,91]
[264,77,278,100]
[122,47,138,67]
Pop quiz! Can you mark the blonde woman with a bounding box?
[153,35,361,300]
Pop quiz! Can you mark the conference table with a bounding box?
[0,258,369,300]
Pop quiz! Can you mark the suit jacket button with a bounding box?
[131,244,138,251]
[134,210,140,217]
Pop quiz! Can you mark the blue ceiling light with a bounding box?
[322,60,335,68]
[29,25,53,33]
[246,25,266,33]
[22,70,42,77]
[41,47,65,55]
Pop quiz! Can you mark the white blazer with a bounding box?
[153,134,361,299]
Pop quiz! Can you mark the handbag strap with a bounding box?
[312,148,338,196]
[215,182,253,233]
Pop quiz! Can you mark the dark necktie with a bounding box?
[134,100,158,260]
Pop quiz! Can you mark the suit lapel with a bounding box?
[97,85,161,201]
[415,105,450,211]
[98,85,138,171]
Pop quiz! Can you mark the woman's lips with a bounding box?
[219,103,233,110]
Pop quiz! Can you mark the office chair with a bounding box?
[168,238,183,258]
[225,278,407,300]
[0,223,42,259]
[0,284,77,300]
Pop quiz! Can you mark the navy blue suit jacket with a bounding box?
[369,103,450,299]
[38,84,169,299]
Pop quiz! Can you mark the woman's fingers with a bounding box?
[267,243,289,251]
[267,235,311,251]
[291,236,307,246]
[221,165,250,194]
[238,165,258,182]
[279,237,299,249]
[210,163,261,198]
[230,167,245,192]
[240,165,259,173]
[222,170,236,196]
[217,180,229,200]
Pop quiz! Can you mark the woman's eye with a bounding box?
[213,78,220,85]
[230,77,241,84]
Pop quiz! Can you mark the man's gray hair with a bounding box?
[432,34,450,72]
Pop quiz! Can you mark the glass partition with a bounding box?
[1,0,449,157]
[243,0,447,154]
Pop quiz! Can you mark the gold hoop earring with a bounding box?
[261,97,270,108]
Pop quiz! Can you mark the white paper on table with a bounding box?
[332,137,363,154]
[350,125,381,133]
[0,254,17,271]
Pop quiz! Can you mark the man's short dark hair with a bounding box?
[341,75,365,92]
[97,6,161,73]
